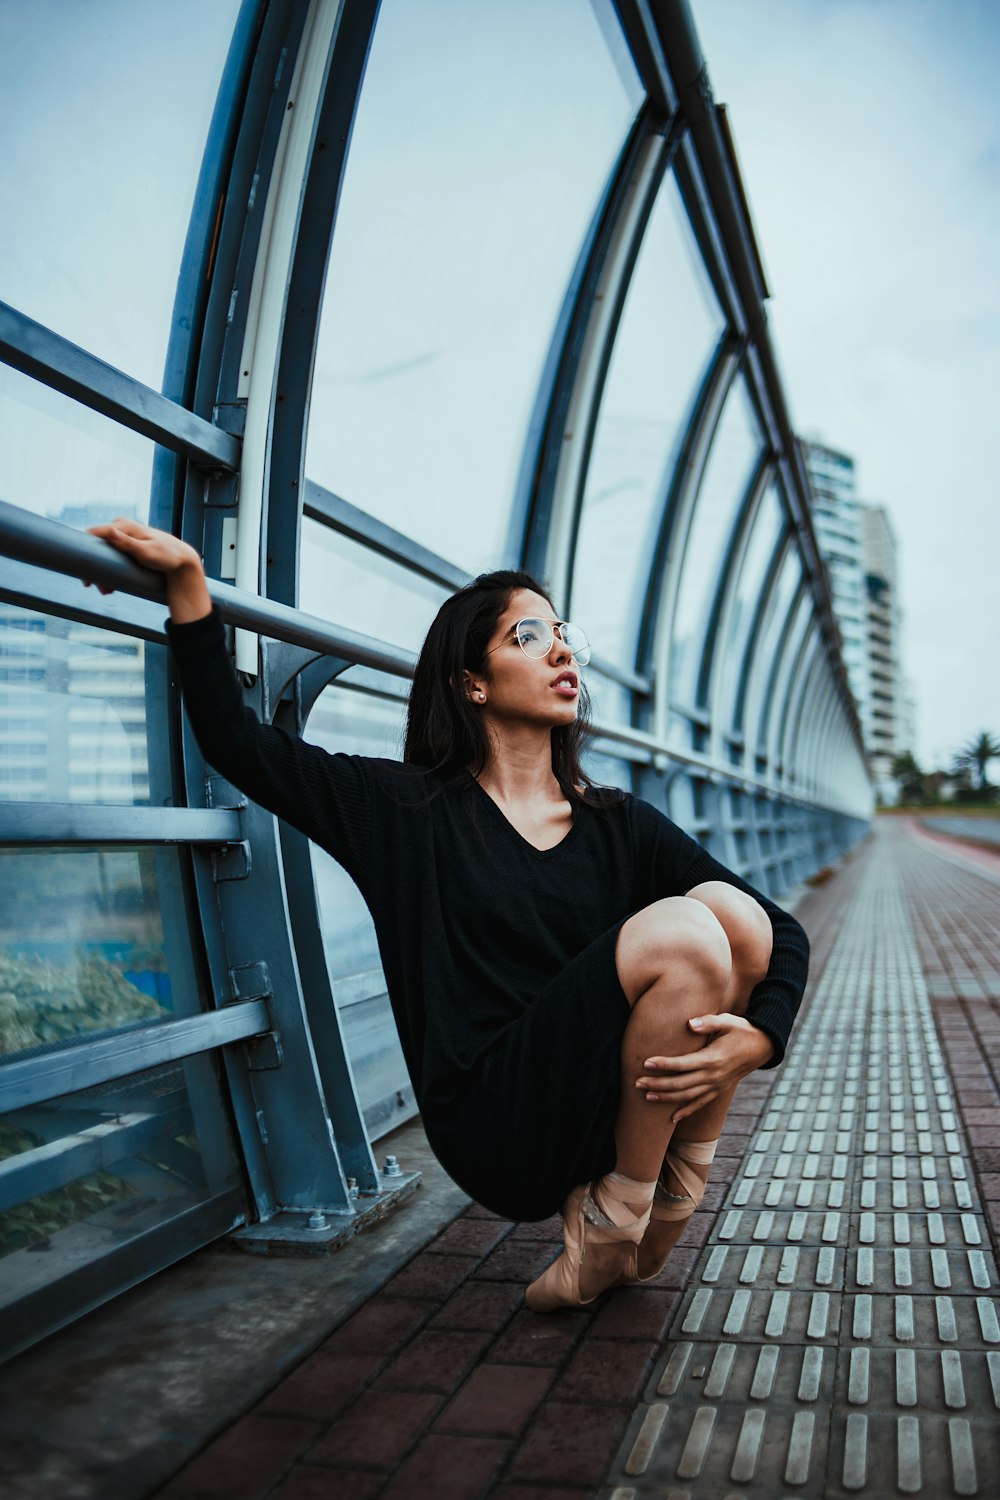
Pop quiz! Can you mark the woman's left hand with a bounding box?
[635,1015,775,1122]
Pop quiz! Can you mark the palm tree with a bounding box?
[955,731,1000,791]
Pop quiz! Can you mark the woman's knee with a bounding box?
[685,881,772,990]
[617,896,732,1006]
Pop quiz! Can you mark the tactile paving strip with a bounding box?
[604,835,1000,1498]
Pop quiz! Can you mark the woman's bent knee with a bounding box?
[617,896,732,1005]
[685,881,772,988]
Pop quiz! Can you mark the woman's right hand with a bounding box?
[87,519,213,623]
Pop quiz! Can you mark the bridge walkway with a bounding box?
[3,816,998,1500]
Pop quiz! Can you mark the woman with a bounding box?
[89,518,809,1311]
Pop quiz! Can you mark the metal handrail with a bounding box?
[0,499,864,816]
[0,499,415,678]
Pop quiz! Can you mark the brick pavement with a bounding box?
[894,818,1000,1251]
[154,817,1000,1500]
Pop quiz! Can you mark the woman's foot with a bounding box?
[525,1172,656,1312]
[623,1138,718,1284]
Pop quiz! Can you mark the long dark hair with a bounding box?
[404,569,617,807]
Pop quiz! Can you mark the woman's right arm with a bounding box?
[88,520,373,880]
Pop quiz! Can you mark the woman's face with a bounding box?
[473,588,583,729]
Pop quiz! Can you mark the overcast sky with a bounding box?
[692,0,1000,770]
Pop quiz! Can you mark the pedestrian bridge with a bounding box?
[2,3,993,1495]
[2,815,997,1499]
[1,0,868,1376]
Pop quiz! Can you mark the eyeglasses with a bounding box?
[486,617,591,667]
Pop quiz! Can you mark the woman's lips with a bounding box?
[551,672,578,696]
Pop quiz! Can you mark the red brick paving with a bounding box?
[470,1240,557,1283]
[505,1401,631,1486]
[381,1435,511,1500]
[488,1308,588,1367]
[154,815,1000,1499]
[492,1489,591,1500]
[326,1296,437,1354]
[435,1364,553,1438]
[260,1350,387,1420]
[552,1339,654,1404]
[429,1281,525,1333]
[374,1329,494,1396]
[269,1471,383,1500]
[891,817,1000,1249]
[164,1415,321,1500]
[306,1390,443,1470]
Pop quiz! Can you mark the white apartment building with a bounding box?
[862,503,907,796]
[0,506,148,804]
[801,440,869,726]
[802,442,911,802]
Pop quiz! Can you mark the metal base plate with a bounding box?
[224,1170,421,1257]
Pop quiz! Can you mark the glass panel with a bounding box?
[780,630,821,771]
[0,364,155,525]
[0,1055,243,1308]
[761,592,812,756]
[581,749,633,796]
[0,846,205,1058]
[307,681,404,982]
[0,0,242,389]
[299,520,449,654]
[670,376,763,706]
[0,607,159,804]
[718,484,784,712]
[571,174,726,672]
[306,682,409,1137]
[586,673,632,732]
[306,0,643,569]
[735,544,801,735]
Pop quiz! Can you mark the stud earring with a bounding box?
[477,691,486,702]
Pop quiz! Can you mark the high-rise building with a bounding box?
[0,506,148,804]
[862,503,907,797]
[801,440,869,727]
[802,442,912,802]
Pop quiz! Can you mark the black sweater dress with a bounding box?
[167,609,810,1220]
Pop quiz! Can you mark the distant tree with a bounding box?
[955,731,1000,792]
[891,751,927,805]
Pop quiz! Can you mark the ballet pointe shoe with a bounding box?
[525,1172,656,1312]
[621,1137,719,1285]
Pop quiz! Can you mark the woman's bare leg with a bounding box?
[529,886,769,1307]
[554,896,733,1304]
[633,882,773,1277]
[612,896,734,1181]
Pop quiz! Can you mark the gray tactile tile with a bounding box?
[714,1208,851,1246]
[618,1399,834,1494]
[675,1285,844,1344]
[849,1211,990,1250]
[846,1247,994,1294]
[842,1293,1000,1347]
[851,1174,978,1213]
[832,1346,1000,1414]
[698,1244,847,1289]
[604,837,1000,1497]
[824,1412,1000,1498]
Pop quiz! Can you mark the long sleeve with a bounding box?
[166,608,373,885]
[630,798,810,1067]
